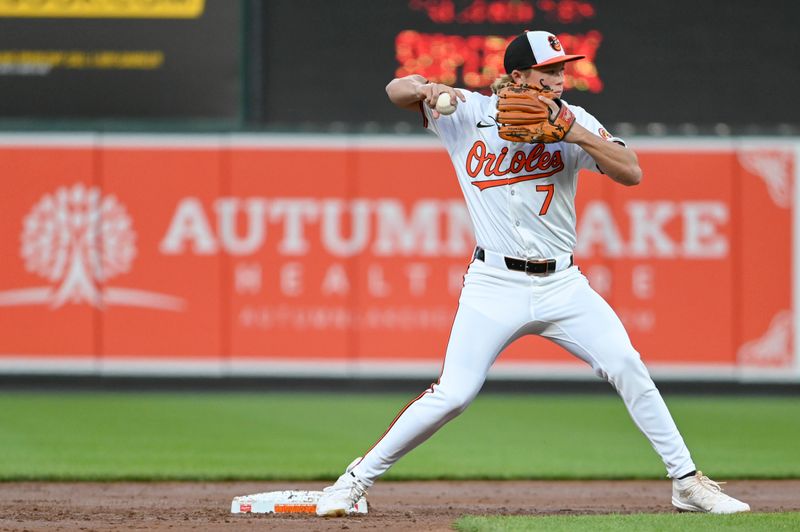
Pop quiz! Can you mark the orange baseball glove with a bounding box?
[496,84,576,143]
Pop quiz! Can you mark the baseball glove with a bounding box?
[496,84,576,143]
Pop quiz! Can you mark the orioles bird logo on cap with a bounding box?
[548,35,562,52]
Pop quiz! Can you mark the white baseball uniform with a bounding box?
[350,89,696,484]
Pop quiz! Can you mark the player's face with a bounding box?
[522,63,566,96]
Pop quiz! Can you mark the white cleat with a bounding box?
[672,471,751,514]
[316,457,369,517]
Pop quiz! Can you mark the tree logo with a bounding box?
[0,183,184,311]
[738,150,793,209]
[738,310,793,367]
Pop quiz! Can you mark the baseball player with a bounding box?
[316,30,750,517]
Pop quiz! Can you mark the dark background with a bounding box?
[257,0,800,131]
[1,0,798,132]
[0,0,241,122]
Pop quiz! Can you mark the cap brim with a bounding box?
[531,54,585,68]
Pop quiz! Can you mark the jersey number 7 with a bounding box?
[536,184,554,216]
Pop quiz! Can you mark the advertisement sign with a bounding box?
[0,135,794,379]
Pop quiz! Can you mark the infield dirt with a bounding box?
[1,480,797,531]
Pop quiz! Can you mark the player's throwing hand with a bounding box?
[415,82,465,119]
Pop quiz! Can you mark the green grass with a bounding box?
[0,393,797,480]
[455,512,800,531]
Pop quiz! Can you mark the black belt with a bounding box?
[474,246,572,276]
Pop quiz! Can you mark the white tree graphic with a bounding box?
[738,310,793,367]
[737,151,793,209]
[0,183,183,311]
[20,184,136,307]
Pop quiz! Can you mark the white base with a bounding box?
[231,490,368,515]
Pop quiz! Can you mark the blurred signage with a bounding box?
[0,0,205,18]
[394,30,602,92]
[398,1,602,92]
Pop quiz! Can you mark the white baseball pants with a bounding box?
[352,257,696,484]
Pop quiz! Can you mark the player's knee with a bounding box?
[601,350,646,383]
[437,387,477,416]
[601,352,659,400]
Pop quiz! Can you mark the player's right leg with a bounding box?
[316,259,530,516]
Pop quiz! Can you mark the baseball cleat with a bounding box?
[315,457,369,517]
[672,471,750,514]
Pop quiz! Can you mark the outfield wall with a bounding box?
[0,134,797,382]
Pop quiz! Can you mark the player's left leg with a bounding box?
[533,267,748,513]
[532,268,692,475]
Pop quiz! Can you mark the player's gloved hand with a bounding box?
[496,84,576,143]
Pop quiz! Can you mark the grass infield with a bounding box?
[455,512,800,531]
[0,392,797,480]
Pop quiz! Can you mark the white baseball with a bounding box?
[435,93,457,115]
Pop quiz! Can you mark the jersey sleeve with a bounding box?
[567,104,627,173]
